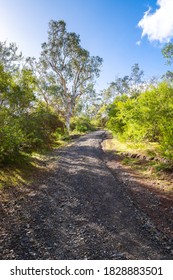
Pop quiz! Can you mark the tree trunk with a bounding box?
[65,114,70,134]
[65,100,73,134]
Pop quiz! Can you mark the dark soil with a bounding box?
[0,130,173,259]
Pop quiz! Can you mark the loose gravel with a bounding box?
[0,130,172,259]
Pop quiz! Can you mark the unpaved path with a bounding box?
[0,130,172,259]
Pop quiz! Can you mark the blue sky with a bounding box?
[0,0,172,91]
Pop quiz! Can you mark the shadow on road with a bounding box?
[0,131,172,259]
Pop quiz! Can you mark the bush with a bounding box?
[106,82,173,156]
[19,105,65,150]
[0,113,24,162]
[70,116,94,133]
[0,105,65,163]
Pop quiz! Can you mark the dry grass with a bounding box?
[103,137,173,193]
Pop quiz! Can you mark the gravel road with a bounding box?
[0,130,172,259]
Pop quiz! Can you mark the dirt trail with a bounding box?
[0,130,172,259]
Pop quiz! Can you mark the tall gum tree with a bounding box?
[162,43,173,83]
[0,41,22,73]
[40,20,102,132]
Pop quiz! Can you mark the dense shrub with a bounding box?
[0,62,65,162]
[19,105,65,150]
[0,113,24,162]
[106,82,173,156]
[70,116,94,132]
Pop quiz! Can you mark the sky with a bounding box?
[0,0,173,91]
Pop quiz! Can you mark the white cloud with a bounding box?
[138,0,173,43]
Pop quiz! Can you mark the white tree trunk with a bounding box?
[65,100,73,134]
[66,114,70,134]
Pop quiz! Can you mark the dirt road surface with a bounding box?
[0,131,172,259]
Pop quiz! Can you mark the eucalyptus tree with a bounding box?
[129,63,144,97]
[25,56,64,112]
[162,42,173,65]
[163,71,173,85]
[111,76,130,96]
[162,43,173,84]
[111,64,144,98]
[0,41,22,72]
[40,20,102,132]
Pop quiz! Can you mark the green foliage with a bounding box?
[106,95,128,136]
[10,69,36,113]
[0,53,65,162]
[70,116,94,133]
[0,113,24,162]
[0,106,65,162]
[0,41,22,72]
[19,105,65,150]
[106,82,173,157]
[93,105,108,128]
[162,42,173,65]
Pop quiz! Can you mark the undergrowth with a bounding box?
[104,137,173,176]
[0,132,84,189]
